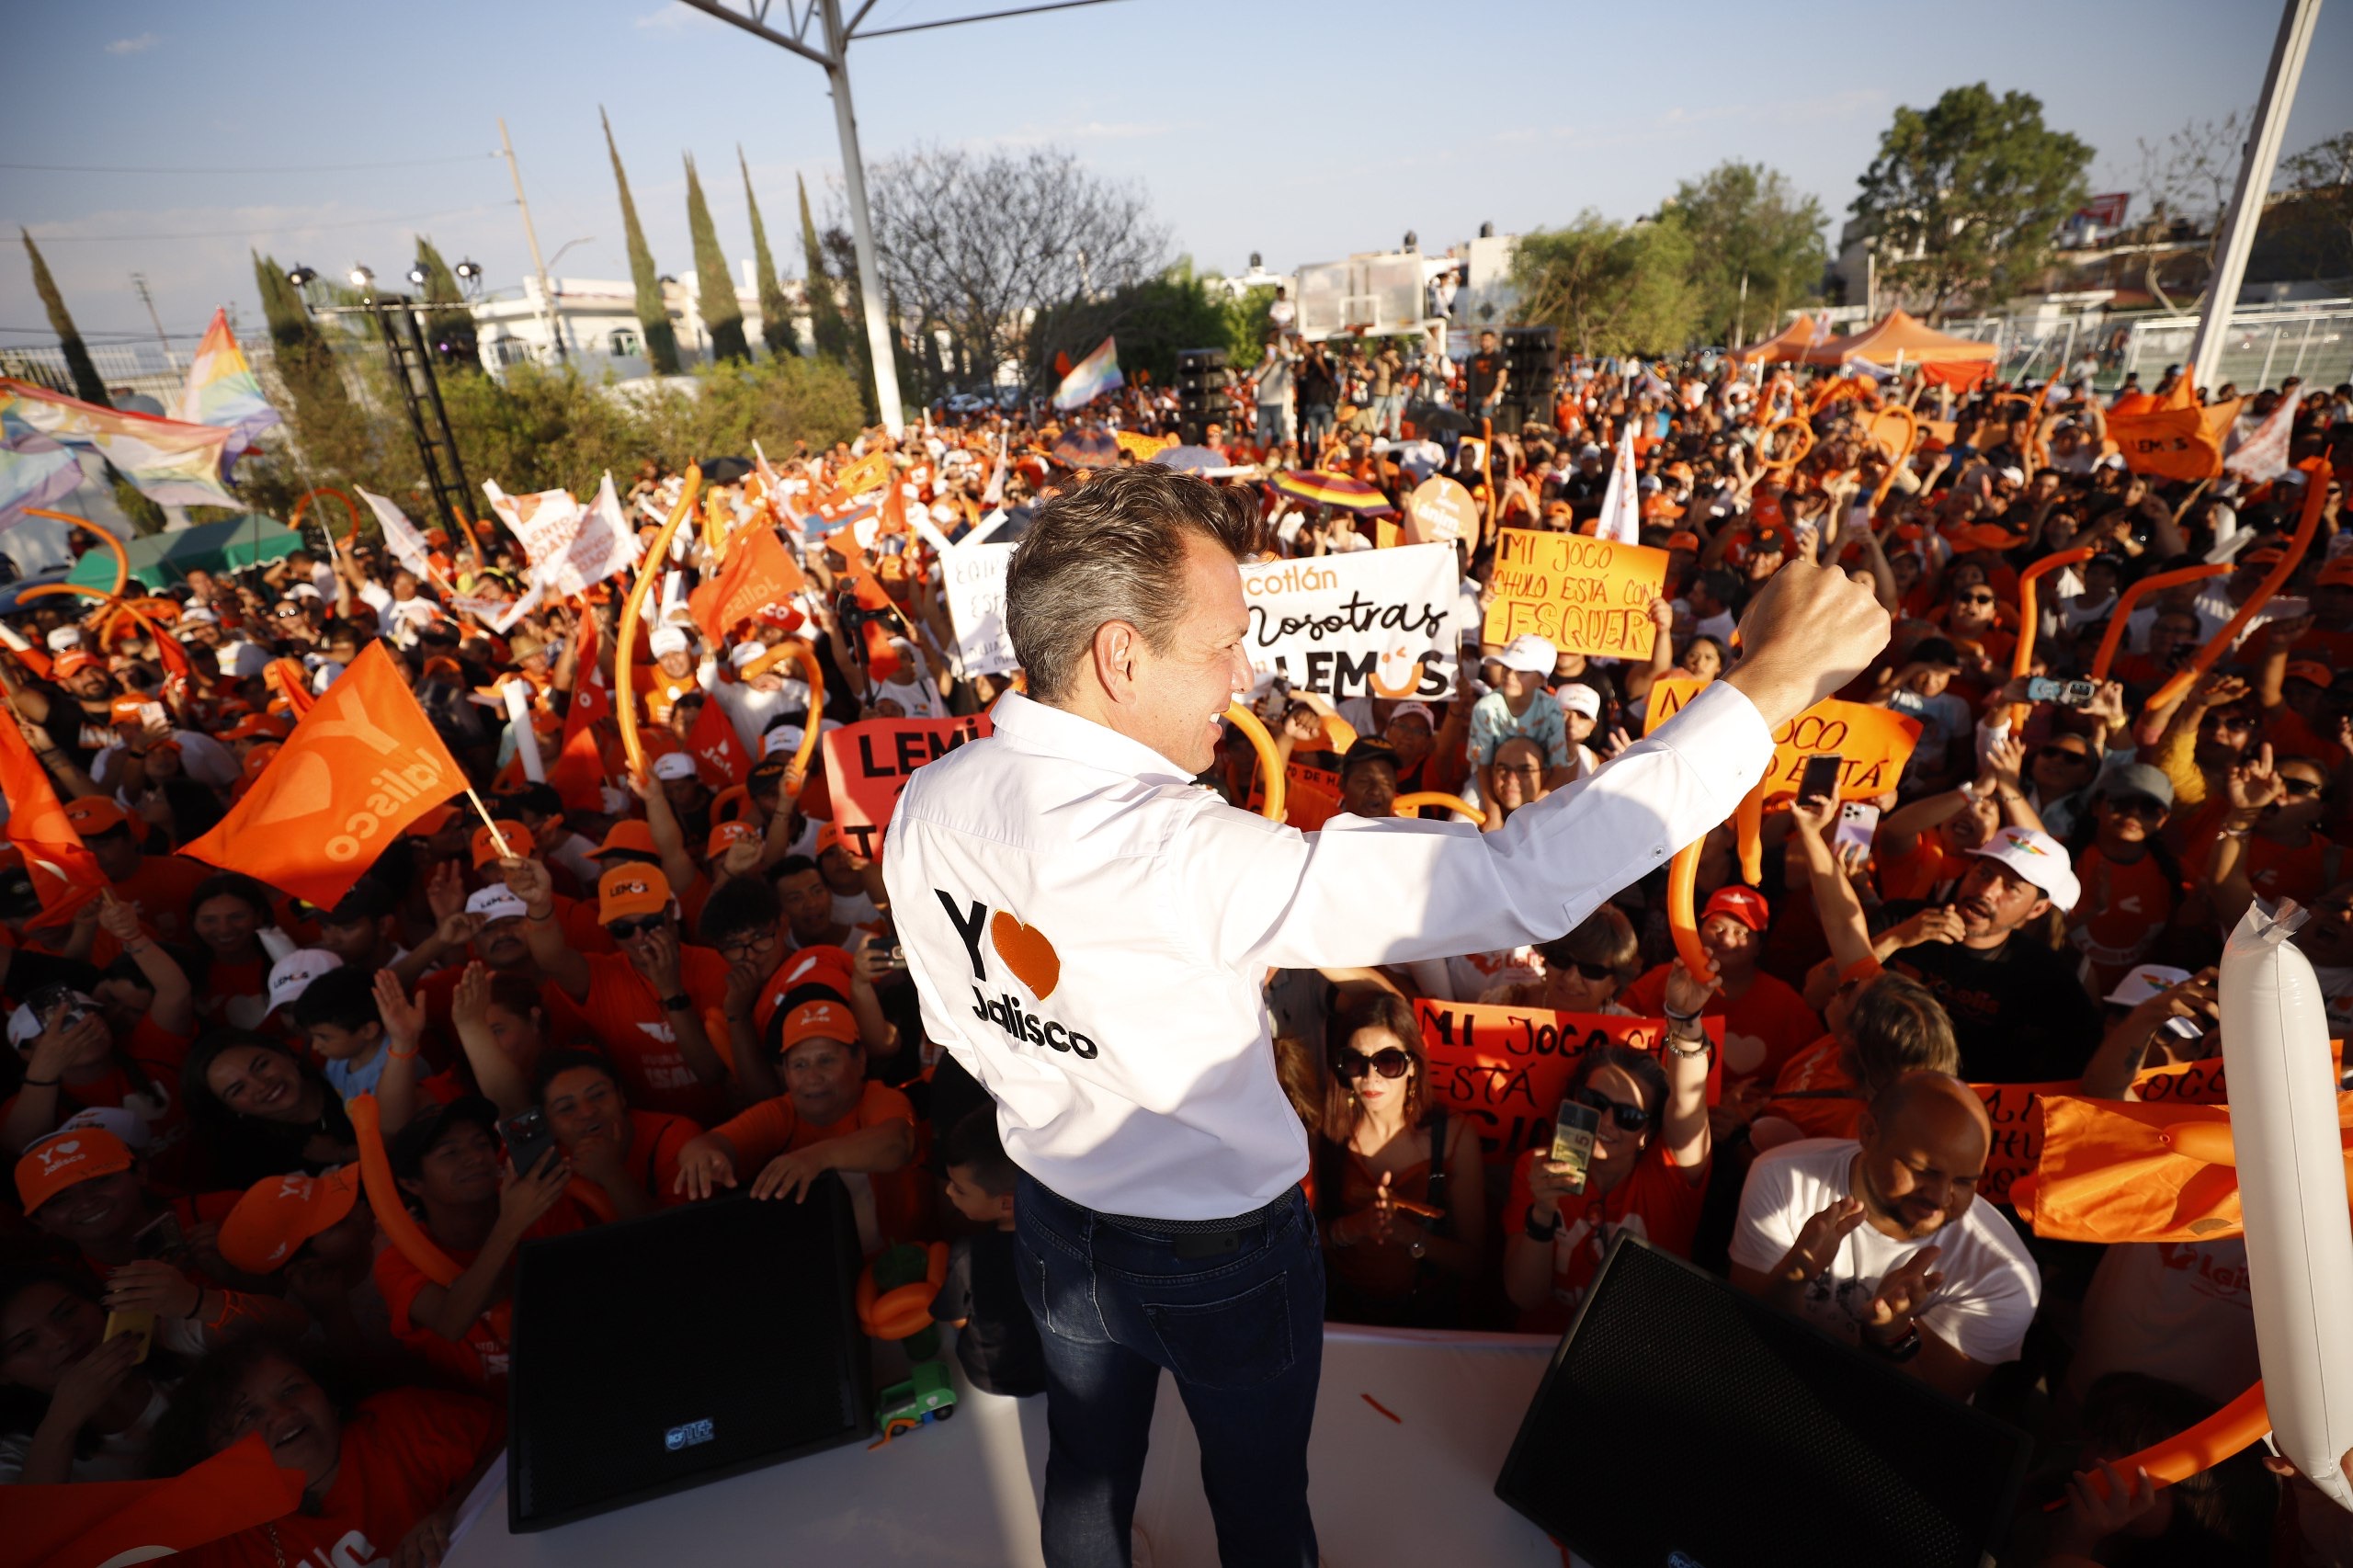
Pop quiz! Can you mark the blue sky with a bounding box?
[5,0,2349,354]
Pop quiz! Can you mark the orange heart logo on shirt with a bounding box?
[990,912,1061,1001]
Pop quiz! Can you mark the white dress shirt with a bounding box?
[882,683,1773,1220]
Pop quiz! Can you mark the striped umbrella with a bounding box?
[1050,428,1121,468]
[1149,445,1227,473]
[1270,470,1395,515]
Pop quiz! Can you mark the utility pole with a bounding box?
[677,0,1128,438]
[2187,0,2324,395]
[131,273,177,373]
[500,117,566,365]
[1734,272,1748,350]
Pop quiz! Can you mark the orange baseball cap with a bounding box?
[781,997,858,1052]
[241,741,281,781]
[15,1128,134,1213]
[2286,660,2334,687]
[470,820,535,868]
[1665,530,1701,551]
[108,695,148,725]
[597,862,672,923]
[2318,558,2353,589]
[50,651,98,679]
[218,1165,363,1273]
[708,819,758,858]
[1702,885,1771,933]
[595,820,659,858]
[814,821,845,856]
[220,714,276,742]
[61,796,129,835]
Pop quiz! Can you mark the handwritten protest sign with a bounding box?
[1415,998,1721,1165]
[941,540,1018,677]
[1238,544,1457,704]
[820,714,993,857]
[1245,759,1344,832]
[1645,676,1920,800]
[1483,528,1670,658]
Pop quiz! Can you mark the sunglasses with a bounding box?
[2106,794,2167,819]
[1561,960,1618,983]
[1333,1047,1413,1082]
[2038,744,2092,765]
[1956,594,1997,607]
[2282,777,2325,798]
[1573,1086,1652,1133]
[604,915,665,940]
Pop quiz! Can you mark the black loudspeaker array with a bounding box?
[1497,325,1559,430]
[1176,347,1230,445]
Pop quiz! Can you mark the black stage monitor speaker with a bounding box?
[508,1177,870,1531]
[1495,1236,2029,1568]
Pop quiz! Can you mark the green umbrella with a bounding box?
[66,514,302,592]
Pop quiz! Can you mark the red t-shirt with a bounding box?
[1624,963,1820,1085]
[110,852,213,945]
[1874,822,1972,903]
[620,1108,702,1209]
[1505,1141,1707,1334]
[183,1389,502,1568]
[551,947,733,1123]
[708,1082,925,1241]
[2069,844,2176,996]
[371,1204,583,1392]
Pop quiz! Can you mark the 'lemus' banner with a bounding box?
[1483,528,1671,658]
[1415,998,1721,1165]
[1238,543,1456,703]
[820,714,994,857]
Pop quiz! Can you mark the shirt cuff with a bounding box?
[1654,681,1777,809]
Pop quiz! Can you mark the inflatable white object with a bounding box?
[2219,902,2353,1512]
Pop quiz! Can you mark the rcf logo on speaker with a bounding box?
[664,1418,716,1451]
[935,891,1098,1060]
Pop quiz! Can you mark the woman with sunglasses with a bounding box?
[2206,744,2342,925]
[1503,961,1714,1333]
[1313,992,1483,1328]
[1483,903,1642,1013]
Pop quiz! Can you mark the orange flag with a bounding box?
[183,641,470,906]
[2109,371,2244,483]
[685,689,752,790]
[0,704,106,926]
[549,614,610,814]
[2,1430,305,1568]
[688,524,806,646]
[264,656,314,718]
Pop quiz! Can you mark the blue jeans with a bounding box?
[1302,403,1336,449]
[1015,1171,1324,1568]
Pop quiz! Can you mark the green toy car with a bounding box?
[873,1359,959,1445]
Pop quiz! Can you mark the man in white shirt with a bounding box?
[1729,1071,2040,1403]
[884,465,1888,1566]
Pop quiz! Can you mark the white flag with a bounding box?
[1594,423,1642,545]
[2223,392,2300,485]
[354,486,435,581]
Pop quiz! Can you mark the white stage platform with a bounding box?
[443,1324,1565,1568]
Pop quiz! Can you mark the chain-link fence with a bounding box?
[1939,301,2353,392]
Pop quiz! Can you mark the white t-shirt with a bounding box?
[1730,1138,2040,1368]
[2067,1239,2256,1406]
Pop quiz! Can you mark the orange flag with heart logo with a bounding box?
[183,642,469,906]
[0,703,106,926]
[688,522,805,645]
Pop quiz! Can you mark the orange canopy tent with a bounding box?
[1731,313,1821,364]
[1802,309,1999,369]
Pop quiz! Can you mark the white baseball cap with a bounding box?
[1496,634,1558,675]
[763,724,806,758]
[649,626,691,657]
[728,641,767,670]
[1966,825,2081,914]
[45,627,82,652]
[652,751,699,781]
[267,949,344,1015]
[1556,683,1602,720]
[59,1104,153,1152]
[177,605,219,626]
[466,884,529,923]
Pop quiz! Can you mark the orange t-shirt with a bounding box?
[710,1081,925,1241]
[2245,834,2342,909]
[2264,708,2347,770]
[182,1389,501,1568]
[372,1203,583,1392]
[1505,1141,1706,1334]
[2069,844,2176,995]
[1875,822,1972,903]
[1758,1033,1866,1142]
[1624,963,1821,1085]
[110,851,213,944]
[621,1108,703,1209]
[558,946,733,1123]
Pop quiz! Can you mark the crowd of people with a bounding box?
[2,323,2351,1566]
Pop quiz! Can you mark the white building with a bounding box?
[470,263,810,379]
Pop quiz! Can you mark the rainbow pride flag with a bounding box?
[1051,335,1122,412]
[1,378,239,509]
[177,307,280,462]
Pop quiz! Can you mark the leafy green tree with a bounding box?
[601,107,679,374]
[1665,162,1827,347]
[252,251,362,445]
[1219,282,1278,368]
[1029,262,1231,392]
[684,153,748,364]
[1850,83,2093,318]
[740,148,796,360]
[21,231,108,405]
[1509,214,1699,358]
[799,174,852,366]
[412,236,479,370]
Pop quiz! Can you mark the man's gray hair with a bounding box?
[1006,467,1265,704]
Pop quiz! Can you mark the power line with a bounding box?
[6,203,511,243]
[0,153,501,175]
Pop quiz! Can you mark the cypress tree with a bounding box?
[799,174,852,365]
[601,107,679,374]
[684,153,748,364]
[412,236,479,371]
[22,230,109,405]
[252,251,357,432]
[740,146,794,360]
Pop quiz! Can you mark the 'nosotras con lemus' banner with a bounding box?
[1238,542,1457,703]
